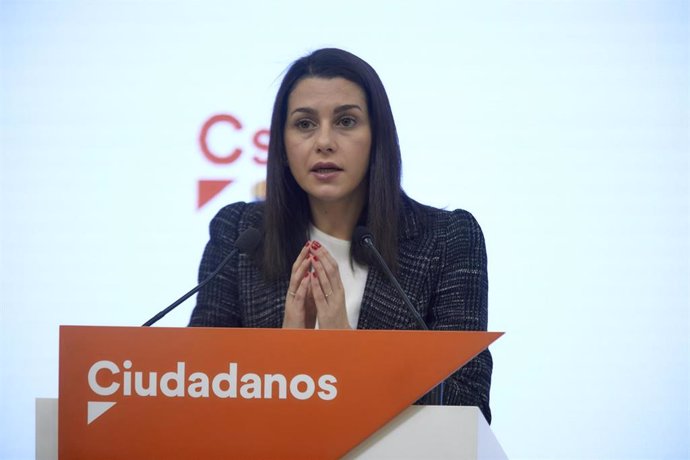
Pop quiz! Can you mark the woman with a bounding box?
[189,48,493,422]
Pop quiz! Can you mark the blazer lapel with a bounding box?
[356,196,431,331]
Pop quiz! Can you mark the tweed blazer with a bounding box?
[189,196,493,422]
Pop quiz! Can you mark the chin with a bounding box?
[310,194,345,203]
[307,190,356,204]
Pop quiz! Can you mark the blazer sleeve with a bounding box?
[188,203,247,327]
[429,210,493,423]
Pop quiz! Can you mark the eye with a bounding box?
[337,116,357,128]
[295,119,316,130]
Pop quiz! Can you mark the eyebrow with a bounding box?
[289,104,364,116]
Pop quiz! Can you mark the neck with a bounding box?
[309,197,364,240]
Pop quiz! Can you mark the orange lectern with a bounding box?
[55,326,501,459]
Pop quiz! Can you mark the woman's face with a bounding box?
[284,77,371,210]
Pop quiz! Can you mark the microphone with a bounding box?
[354,226,445,405]
[142,227,262,326]
[353,226,428,330]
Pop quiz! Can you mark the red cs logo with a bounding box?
[198,114,269,209]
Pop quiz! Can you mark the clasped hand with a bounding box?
[282,240,350,329]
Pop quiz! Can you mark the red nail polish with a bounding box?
[313,255,318,262]
[312,271,317,278]
[304,271,309,278]
[311,241,321,249]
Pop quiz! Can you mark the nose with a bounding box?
[315,126,336,154]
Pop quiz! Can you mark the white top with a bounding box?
[310,225,369,329]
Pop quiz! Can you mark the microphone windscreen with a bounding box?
[353,226,373,247]
[234,227,262,254]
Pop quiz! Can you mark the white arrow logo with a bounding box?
[87,401,116,424]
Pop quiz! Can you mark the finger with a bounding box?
[310,270,328,303]
[283,271,312,329]
[311,257,335,300]
[287,246,312,294]
[310,246,343,293]
[310,270,350,329]
[288,260,311,300]
[285,269,311,327]
[310,243,339,279]
[291,272,310,303]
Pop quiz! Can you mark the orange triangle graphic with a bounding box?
[197,179,232,209]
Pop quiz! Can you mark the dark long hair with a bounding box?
[262,48,402,280]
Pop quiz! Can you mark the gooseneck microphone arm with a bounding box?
[353,227,428,330]
[142,227,262,327]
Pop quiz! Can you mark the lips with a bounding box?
[310,162,343,174]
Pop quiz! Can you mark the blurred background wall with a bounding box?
[1,1,688,458]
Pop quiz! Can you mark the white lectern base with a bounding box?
[345,405,506,459]
[36,398,58,460]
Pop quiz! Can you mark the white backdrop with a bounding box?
[1,1,688,459]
